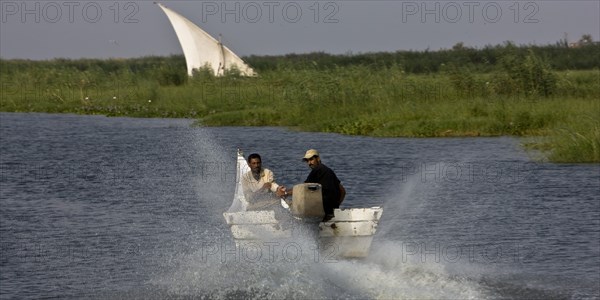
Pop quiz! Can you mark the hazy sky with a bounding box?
[1,0,598,60]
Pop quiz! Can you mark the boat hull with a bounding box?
[224,207,383,258]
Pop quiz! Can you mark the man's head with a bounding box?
[247,153,262,173]
[302,149,321,169]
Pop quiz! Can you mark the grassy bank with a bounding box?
[1,46,599,162]
[526,116,600,163]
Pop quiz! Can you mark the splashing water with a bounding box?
[150,164,488,299]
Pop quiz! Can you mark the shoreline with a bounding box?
[2,110,597,164]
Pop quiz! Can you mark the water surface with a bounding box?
[1,113,598,299]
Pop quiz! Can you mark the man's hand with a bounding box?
[276,186,286,197]
[261,182,272,190]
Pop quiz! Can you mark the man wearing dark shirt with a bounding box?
[301,149,346,222]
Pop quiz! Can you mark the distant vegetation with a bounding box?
[246,41,600,73]
[1,41,599,163]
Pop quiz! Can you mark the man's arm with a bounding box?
[268,171,287,197]
[338,183,346,206]
[265,169,280,193]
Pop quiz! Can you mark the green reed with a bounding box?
[1,53,598,163]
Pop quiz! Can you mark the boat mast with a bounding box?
[218,34,226,76]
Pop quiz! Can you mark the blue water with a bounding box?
[1,113,598,299]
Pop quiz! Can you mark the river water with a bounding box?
[0,113,598,299]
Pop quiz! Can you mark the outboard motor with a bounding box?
[291,183,324,218]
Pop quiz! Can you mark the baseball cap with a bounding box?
[302,149,319,161]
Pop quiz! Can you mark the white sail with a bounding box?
[157,3,256,76]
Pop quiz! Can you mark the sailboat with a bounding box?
[223,150,384,258]
[157,3,256,76]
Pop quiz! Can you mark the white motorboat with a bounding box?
[223,150,383,258]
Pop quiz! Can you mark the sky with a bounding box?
[0,0,599,60]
